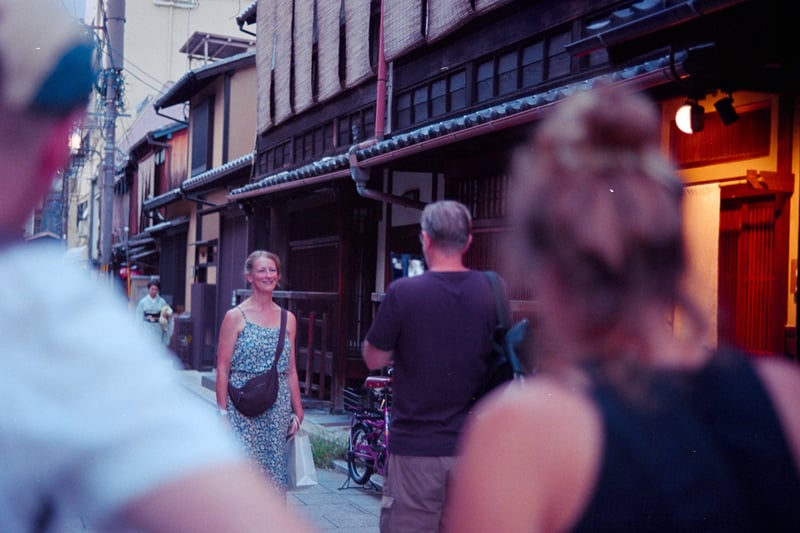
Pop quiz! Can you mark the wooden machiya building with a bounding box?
[221,0,798,410]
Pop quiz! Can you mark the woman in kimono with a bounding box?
[135,279,171,346]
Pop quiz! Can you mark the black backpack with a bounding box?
[475,271,529,400]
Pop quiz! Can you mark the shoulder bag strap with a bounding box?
[272,308,288,366]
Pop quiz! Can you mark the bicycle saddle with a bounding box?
[365,376,392,390]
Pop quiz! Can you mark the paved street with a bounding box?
[289,467,380,532]
[62,370,381,531]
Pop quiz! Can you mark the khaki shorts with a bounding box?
[380,454,458,533]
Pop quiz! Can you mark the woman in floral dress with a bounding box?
[216,251,304,492]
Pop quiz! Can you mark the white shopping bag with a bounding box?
[286,429,318,489]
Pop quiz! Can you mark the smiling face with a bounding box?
[247,256,280,292]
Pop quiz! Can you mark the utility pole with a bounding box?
[100,0,125,275]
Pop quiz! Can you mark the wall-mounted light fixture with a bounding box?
[714,93,739,125]
[675,99,704,134]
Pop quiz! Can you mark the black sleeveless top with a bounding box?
[571,349,800,532]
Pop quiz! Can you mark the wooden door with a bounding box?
[718,193,789,356]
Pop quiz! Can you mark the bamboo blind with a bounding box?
[428,0,473,42]
[273,0,294,124]
[385,0,423,61]
[256,0,274,134]
[293,0,314,113]
[344,0,372,86]
[255,0,519,132]
[318,0,341,100]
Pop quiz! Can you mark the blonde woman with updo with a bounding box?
[216,251,304,494]
[447,87,800,532]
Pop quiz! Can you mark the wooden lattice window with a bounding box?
[672,103,770,168]
[456,174,509,221]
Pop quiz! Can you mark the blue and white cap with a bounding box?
[0,0,95,116]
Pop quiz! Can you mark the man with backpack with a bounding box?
[363,200,501,532]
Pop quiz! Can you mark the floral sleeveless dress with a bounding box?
[227,307,292,492]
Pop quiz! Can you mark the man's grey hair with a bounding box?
[420,200,472,253]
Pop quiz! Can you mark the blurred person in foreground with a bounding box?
[447,87,800,532]
[0,1,312,531]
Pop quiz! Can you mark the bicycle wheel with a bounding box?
[348,423,374,485]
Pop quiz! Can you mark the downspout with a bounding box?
[223,73,232,163]
[374,0,387,141]
[350,0,424,210]
[146,133,171,149]
[89,176,96,265]
[349,141,426,210]
[238,19,257,38]
[155,106,189,125]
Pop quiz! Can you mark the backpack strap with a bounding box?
[484,271,527,378]
[485,270,510,330]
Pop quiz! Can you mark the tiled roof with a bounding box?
[231,155,351,197]
[145,215,190,234]
[142,188,182,212]
[182,152,254,192]
[229,52,683,201]
[566,0,746,58]
[153,51,256,109]
[141,154,256,212]
[236,1,258,27]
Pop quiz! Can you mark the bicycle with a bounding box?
[345,374,392,485]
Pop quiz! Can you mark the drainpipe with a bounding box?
[237,18,256,38]
[374,0,387,140]
[146,133,171,149]
[349,140,426,210]
[89,176,96,265]
[349,0,423,210]
[155,105,188,125]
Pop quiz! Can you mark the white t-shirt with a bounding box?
[0,242,241,531]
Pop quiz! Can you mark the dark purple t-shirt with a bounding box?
[366,270,497,456]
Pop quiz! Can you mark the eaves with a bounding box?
[228,52,684,202]
[236,1,257,28]
[128,122,187,156]
[145,215,190,234]
[153,51,256,109]
[182,152,254,193]
[142,188,182,212]
[566,0,748,58]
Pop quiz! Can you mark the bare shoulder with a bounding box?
[285,309,297,336]
[223,305,244,320]
[753,358,800,469]
[469,376,599,437]
[452,377,603,532]
[221,306,245,330]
